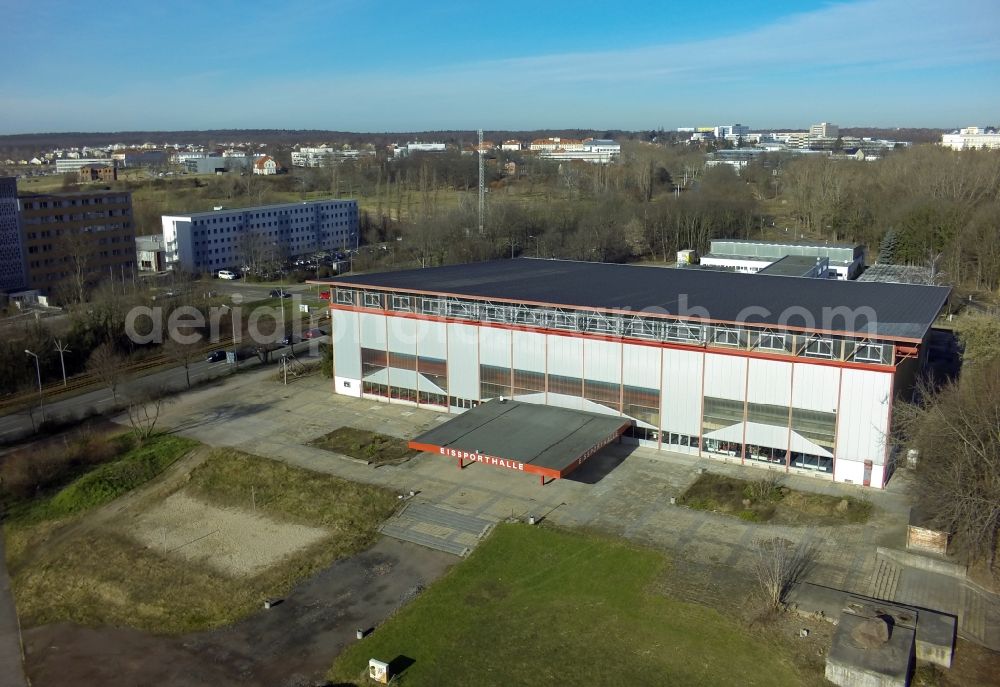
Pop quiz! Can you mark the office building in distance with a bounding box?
[161,198,358,273]
[321,258,949,489]
[0,177,26,292]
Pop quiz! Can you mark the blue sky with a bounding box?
[1,0,998,133]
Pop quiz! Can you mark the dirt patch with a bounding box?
[22,538,456,687]
[128,491,329,577]
[308,426,416,464]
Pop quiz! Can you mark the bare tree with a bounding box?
[898,360,1000,568]
[125,387,169,445]
[86,342,126,403]
[750,537,814,610]
[163,336,200,389]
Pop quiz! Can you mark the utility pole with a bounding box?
[478,128,485,236]
[54,339,70,386]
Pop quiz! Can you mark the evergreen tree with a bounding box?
[878,228,899,264]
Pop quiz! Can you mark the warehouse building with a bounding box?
[698,239,865,280]
[321,259,949,489]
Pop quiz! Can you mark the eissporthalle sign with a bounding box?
[439,447,525,471]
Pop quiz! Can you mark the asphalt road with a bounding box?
[0,343,321,445]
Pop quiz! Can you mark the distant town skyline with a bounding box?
[2,0,998,135]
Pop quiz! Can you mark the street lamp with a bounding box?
[24,349,45,422]
[219,305,239,370]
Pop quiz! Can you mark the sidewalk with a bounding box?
[0,534,27,687]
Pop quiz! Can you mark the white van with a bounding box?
[217,269,237,280]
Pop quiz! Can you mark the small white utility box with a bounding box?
[368,658,390,684]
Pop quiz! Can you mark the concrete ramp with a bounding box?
[380,502,495,557]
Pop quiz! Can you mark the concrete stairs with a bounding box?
[867,558,901,600]
[380,502,495,557]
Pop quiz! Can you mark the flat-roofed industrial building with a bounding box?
[320,259,949,489]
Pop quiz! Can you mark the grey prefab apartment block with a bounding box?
[161,198,358,273]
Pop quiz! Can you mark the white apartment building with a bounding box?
[291,146,368,167]
[393,142,448,158]
[940,126,1000,150]
[529,137,585,152]
[55,158,115,173]
[500,140,523,151]
[161,198,358,273]
[538,139,620,163]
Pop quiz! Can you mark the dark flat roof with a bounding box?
[409,400,631,479]
[324,258,950,341]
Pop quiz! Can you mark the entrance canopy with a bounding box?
[409,399,632,482]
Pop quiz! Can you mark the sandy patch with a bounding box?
[128,491,329,577]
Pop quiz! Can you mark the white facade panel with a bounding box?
[415,319,447,360]
[791,363,841,413]
[703,353,748,401]
[547,334,583,378]
[386,316,417,355]
[479,327,511,367]
[583,339,621,384]
[622,344,661,387]
[746,358,792,407]
[358,312,387,350]
[512,330,546,372]
[661,348,703,435]
[835,369,891,467]
[447,323,479,401]
[331,309,361,381]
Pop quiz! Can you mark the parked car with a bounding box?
[269,289,291,298]
[217,269,237,280]
[318,290,331,300]
[206,350,227,362]
[281,334,300,346]
[302,328,327,340]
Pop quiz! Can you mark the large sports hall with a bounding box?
[321,258,949,489]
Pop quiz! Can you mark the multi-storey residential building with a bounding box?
[0,177,26,292]
[161,198,359,273]
[322,258,949,489]
[18,189,136,297]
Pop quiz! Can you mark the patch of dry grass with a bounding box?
[308,426,416,465]
[677,473,872,525]
[7,448,399,634]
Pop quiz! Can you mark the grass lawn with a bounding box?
[6,447,399,634]
[4,433,199,533]
[309,426,417,465]
[678,473,872,525]
[329,524,805,686]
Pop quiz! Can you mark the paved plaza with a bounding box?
[147,366,998,649]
